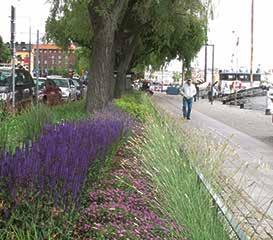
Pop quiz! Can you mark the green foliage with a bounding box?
[46,0,92,49]
[0,36,11,63]
[0,100,88,151]
[47,66,68,76]
[75,47,90,74]
[51,99,87,123]
[0,197,79,240]
[172,71,181,82]
[114,91,153,121]
[21,104,53,143]
[46,0,207,73]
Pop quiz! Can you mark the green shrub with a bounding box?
[114,91,153,121]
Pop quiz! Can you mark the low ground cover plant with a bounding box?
[73,131,182,240]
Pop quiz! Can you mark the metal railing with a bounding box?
[195,168,250,240]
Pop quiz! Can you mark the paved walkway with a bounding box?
[152,93,273,239]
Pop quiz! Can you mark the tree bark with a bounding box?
[86,19,115,113]
[114,34,139,98]
[86,0,128,113]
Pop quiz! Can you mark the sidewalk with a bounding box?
[152,93,273,239]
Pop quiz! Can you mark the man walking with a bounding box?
[180,79,196,120]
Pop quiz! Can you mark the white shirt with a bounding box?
[181,82,196,99]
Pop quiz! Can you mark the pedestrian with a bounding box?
[194,83,199,102]
[180,78,196,120]
[207,83,212,102]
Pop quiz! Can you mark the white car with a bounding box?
[47,76,77,101]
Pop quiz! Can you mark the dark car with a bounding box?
[166,84,180,95]
[0,67,35,109]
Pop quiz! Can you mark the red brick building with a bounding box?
[32,44,76,76]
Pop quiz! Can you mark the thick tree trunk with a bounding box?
[86,21,115,113]
[86,0,129,113]
[114,35,139,98]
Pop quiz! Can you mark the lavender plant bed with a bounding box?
[0,108,131,207]
[73,147,183,240]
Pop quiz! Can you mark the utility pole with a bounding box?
[35,30,39,105]
[10,5,16,109]
[204,1,208,84]
[28,25,31,72]
[250,0,254,86]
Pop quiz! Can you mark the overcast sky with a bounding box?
[1,0,273,70]
[171,0,273,71]
[0,0,50,43]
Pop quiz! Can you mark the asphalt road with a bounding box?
[152,93,273,239]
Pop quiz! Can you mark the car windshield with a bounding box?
[0,70,11,86]
[51,78,69,88]
[72,79,80,87]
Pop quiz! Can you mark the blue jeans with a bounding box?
[183,97,193,119]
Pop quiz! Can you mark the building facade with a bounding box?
[31,44,76,76]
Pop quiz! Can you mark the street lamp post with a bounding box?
[10,5,16,109]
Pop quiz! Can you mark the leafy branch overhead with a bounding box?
[46,0,209,112]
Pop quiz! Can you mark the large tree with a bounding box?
[46,0,208,112]
[48,0,129,111]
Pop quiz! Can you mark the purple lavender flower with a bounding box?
[0,107,132,207]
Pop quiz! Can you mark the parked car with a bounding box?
[166,85,180,95]
[33,77,46,97]
[71,78,87,99]
[47,76,77,101]
[0,67,34,110]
